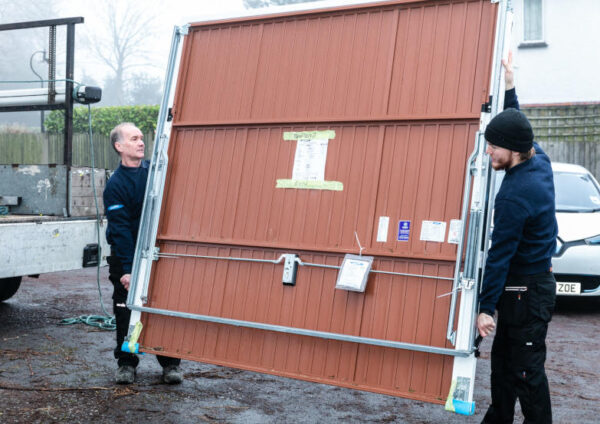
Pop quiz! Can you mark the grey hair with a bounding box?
[109,122,137,154]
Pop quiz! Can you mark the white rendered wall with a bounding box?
[511,0,600,104]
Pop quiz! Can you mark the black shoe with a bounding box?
[162,365,183,384]
[115,365,135,384]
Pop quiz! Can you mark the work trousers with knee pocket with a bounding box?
[482,271,556,424]
[108,255,180,369]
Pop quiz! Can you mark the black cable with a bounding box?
[60,104,115,331]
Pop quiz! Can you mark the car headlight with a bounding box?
[585,235,600,245]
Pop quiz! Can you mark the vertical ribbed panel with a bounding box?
[158,122,478,261]
[140,0,497,404]
[174,0,496,124]
[142,242,455,402]
[387,1,495,115]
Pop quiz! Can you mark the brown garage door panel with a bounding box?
[140,241,457,400]
[146,243,454,346]
[174,0,496,124]
[158,121,478,261]
[141,314,453,403]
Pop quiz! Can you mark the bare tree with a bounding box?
[0,0,58,82]
[244,0,323,8]
[87,0,160,105]
[129,73,162,105]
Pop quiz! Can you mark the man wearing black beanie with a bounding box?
[477,53,557,424]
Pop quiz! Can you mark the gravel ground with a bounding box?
[1,267,599,423]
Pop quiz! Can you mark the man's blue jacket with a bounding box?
[479,90,558,314]
[103,160,150,275]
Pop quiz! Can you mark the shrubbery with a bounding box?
[44,105,159,136]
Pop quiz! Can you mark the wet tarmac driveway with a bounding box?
[1,267,599,423]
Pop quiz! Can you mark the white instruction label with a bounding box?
[420,220,446,243]
[376,216,390,242]
[338,260,369,289]
[335,254,374,293]
[447,219,463,244]
[292,138,328,181]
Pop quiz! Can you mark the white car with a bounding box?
[492,162,600,297]
[551,162,600,296]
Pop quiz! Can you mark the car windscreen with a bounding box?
[554,171,600,212]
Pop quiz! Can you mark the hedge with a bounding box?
[45,105,160,136]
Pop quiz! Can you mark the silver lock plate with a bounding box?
[282,254,298,285]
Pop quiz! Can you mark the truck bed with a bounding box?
[0,214,100,224]
[0,215,109,279]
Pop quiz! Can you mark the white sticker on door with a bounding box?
[376,216,389,242]
[292,138,328,181]
[420,220,446,243]
[447,219,463,244]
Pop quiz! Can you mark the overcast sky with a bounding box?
[1,0,367,116]
[57,0,247,83]
[2,0,353,88]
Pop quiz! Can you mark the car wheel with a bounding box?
[0,276,22,301]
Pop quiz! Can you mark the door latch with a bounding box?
[282,254,298,286]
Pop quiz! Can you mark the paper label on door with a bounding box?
[292,138,328,181]
[335,254,373,292]
[376,216,389,242]
[420,220,446,242]
[447,219,463,244]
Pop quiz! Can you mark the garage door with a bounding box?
[126,0,510,413]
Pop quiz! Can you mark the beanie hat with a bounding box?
[484,108,534,153]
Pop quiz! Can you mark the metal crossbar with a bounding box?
[156,251,454,281]
[128,304,473,358]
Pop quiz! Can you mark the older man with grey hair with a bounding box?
[103,122,183,385]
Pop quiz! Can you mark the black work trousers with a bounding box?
[482,271,556,424]
[108,255,180,369]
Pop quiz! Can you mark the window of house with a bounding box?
[521,0,547,47]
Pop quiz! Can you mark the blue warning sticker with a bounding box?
[398,220,411,241]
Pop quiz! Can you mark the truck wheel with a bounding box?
[0,276,22,301]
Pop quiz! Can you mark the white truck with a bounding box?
[0,166,109,301]
[0,17,109,301]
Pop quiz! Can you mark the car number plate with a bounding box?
[556,282,581,295]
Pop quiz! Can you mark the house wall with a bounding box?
[511,0,600,104]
